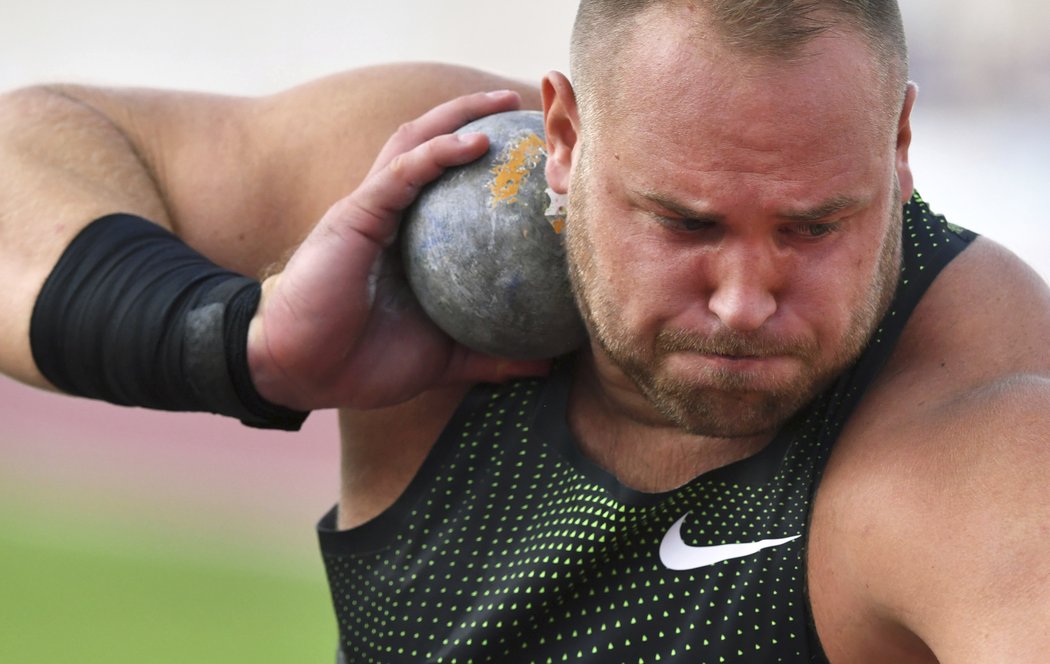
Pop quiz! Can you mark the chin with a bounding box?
[657,390,805,438]
[639,365,832,438]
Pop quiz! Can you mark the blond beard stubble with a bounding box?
[564,159,904,437]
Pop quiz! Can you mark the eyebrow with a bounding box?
[641,192,725,224]
[778,194,865,222]
[640,191,865,223]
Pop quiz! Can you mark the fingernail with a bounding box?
[486,89,515,99]
[458,131,485,143]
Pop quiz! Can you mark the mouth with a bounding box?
[700,352,779,365]
[666,351,797,381]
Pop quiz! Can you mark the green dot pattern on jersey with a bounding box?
[318,193,976,663]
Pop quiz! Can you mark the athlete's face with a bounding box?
[545,9,916,438]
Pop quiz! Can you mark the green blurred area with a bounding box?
[0,510,336,663]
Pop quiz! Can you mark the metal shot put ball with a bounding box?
[401,110,586,360]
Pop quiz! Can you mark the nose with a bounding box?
[707,241,779,332]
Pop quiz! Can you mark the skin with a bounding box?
[1,10,1049,662]
[557,14,905,451]
[540,9,913,492]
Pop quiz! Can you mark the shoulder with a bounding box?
[822,235,1050,502]
[811,236,1050,659]
[846,235,1050,431]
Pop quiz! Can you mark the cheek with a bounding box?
[592,228,702,328]
[786,240,885,342]
[788,274,854,338]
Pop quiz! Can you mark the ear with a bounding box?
[542,71,580,195]
[895,82,918,202]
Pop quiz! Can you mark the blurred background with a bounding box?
[0,2,1047,662]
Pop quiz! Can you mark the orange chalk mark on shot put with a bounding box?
[488,133,546,207]
[549,218,566,234]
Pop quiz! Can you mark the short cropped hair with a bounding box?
[570,0,908,127]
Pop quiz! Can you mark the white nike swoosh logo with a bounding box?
[659,512,801,571]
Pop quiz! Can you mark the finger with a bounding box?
[344,131,491,247]
[367,89,522,177]
[276,130,490,329]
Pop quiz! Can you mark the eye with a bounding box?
[786,222,842,239]
[654,215,717,233]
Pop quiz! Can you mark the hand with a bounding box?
[247,90,552,411]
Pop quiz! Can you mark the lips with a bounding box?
[663,351,800,386]
[654,328,812,361]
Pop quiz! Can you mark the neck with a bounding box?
[567,350,774,493]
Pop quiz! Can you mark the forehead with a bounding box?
[588,5,895,192]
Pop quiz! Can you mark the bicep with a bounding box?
[928,378,1050,662]
[97,62,543,278]
[873,378,1050,661]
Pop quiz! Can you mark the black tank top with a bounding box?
[318,193,976,662]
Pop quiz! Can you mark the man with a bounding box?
[2,0,1048,661]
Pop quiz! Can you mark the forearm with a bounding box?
[0,85,171,388]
